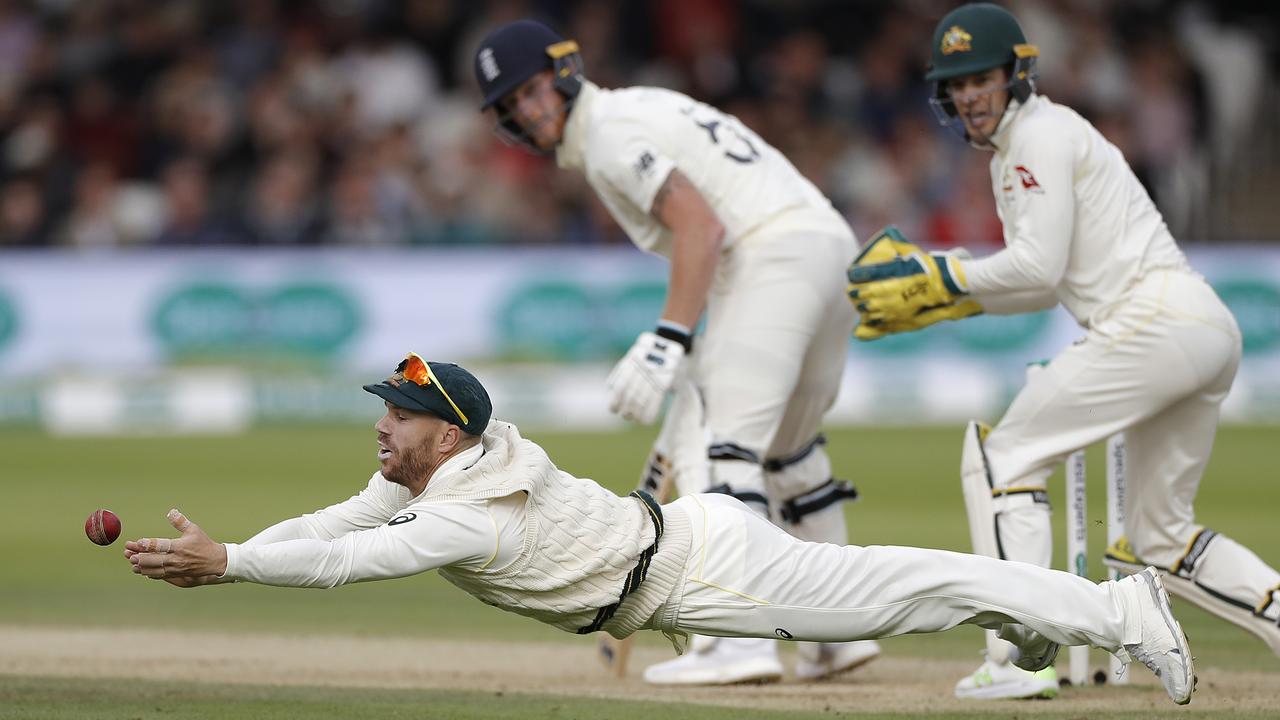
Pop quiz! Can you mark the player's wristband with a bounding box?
[934,253,970,295]
[655,321,694,353]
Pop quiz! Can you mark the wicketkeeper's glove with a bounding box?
[606,324,690,424]
[846,226,983,340]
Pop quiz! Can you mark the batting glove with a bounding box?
[607,326,691,424]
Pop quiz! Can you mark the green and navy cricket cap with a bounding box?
[363,353,492,436]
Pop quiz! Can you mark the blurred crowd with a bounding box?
[0,0,1274,250]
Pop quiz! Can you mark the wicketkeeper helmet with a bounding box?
[925,3,1039,129]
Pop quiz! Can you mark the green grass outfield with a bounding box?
[2,424,1277,718]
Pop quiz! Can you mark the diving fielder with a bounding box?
[846,2,1280,700]
[472,20,872,684]
[125,352,1196,706]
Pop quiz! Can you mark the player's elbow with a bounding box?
[704,218,726,253]
[1011,253,1063,291]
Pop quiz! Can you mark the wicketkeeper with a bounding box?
[472,19,871,684]
[125,353,1196,706]
[845,2,1280,700]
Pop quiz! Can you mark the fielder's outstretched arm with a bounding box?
[127,496,521,588]
[241,473,405,546]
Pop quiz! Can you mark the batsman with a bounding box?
[472,20,875,684]
[846,2,1280,700]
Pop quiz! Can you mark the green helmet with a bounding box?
[925,3,1039,127]
[925,3,1036,82]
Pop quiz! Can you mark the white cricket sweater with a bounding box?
[223,420,691,640]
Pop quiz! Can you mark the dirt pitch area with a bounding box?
[1,625,1275,716]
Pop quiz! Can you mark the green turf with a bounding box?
[2,423,1278,673]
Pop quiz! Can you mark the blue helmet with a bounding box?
[473,19,584,111]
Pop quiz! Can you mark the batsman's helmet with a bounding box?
[473,19,584,152]
[474,19,584,110]
[925,3,1038,125]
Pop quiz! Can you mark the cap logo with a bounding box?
[940,25,973,55]
[479,47,500,82]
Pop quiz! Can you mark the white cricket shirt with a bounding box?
[962,94,1189,326]
[556,81,846,258]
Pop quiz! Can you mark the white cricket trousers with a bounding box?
[983,269,1247,569]
[661,221,858,504]
[655,494,1134,651]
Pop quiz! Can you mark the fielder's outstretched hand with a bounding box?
[125,509,230,587]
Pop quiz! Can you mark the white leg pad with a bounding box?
[960,420,1001,558]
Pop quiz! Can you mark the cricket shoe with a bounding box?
[794,640,881,681]
[1120,567,1196,705]
[643,637,783,686]
[954,658,1059,699]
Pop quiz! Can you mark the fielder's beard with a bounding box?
[380,441,434,491]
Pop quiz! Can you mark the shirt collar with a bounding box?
[983,93,1037,152]
[416,442,485,499]
[556,80,600,171]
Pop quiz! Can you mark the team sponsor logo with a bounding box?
[497,279,667,360]
[1215,278,1280,354]
[479,48,500,81]
[774,628,794,639]
[1014,165,1043,193]
[1001,164,1043,197]
[940,26,973,55]
[0,289,18,352]
[389,512,418,526]
[151,281,361,358]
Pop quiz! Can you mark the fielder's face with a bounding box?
[946,67,1010,145]
[374,401,450,492]
[496,70,568,150]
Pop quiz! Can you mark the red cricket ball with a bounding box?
[85,509,122,546]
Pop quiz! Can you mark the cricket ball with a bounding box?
[85,509,122,546]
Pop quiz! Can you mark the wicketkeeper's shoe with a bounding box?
[1120,567,1196,705]
[954,658,1059,700]
[793,640,881,681]
[642,637,783,686]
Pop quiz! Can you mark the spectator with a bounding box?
[0,173,48,246]
[153,157,243,245]
[0,0,1268,249]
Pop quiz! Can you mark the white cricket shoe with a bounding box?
[1122,567,1196,705]
[643,637,783,686]
[954,658,1059,699]
[794,640,882,681]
